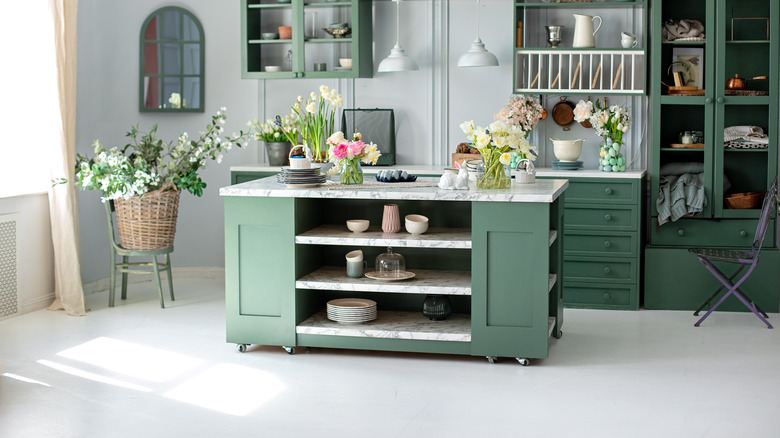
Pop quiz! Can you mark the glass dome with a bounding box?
[375,246,405,276]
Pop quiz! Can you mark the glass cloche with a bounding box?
[375,247,405,276]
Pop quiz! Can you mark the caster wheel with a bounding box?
[516,358,530,366]
[486,356,498,364]
[283,346,296,355]
[237,344,247,353]
[554,330,563,339]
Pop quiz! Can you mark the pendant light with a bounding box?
[458,0,499,68]
[377,0,419,72]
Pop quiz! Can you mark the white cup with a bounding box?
[621,32,637,49]
[345,250,363,262]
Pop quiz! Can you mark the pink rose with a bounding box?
[348,141,365,156]
[332,143,349,160]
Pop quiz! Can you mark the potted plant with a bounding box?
[288,85,343,163]
[70,107,252,249]
[249,114,299,166]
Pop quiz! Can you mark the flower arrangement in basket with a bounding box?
[288,85,344,162]
[460,119,536,189]
[70,108,252,249]
[574,99,631,172]
[325,131,381,185]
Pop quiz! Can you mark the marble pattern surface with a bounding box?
[296,309,472,342]
[296,266,472,295]
[296,225,472,249]
[536,169,646,179]
[549,274,557,294]
[220,177,568,203]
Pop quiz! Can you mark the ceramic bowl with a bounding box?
[264,65,281,72]
[346,219,370,233]
[551,138,583,162]
[261,32,279,40]
[405,214,429,235]
[339,58,353,68]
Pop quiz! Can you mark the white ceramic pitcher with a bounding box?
[572,14,602,48]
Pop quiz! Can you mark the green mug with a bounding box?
[346,260,367,278]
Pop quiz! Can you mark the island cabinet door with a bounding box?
[225,197,297,347]
[471,201,553,359]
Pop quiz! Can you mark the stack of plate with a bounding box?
[326,298,377,324]
[277,167,326,188]
[552,160,583,170]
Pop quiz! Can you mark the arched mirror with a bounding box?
[140,6,204,112]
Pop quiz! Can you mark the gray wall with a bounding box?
[76,0,647,283]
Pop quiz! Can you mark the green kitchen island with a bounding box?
[220,177,567,365]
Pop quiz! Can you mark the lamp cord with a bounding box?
[476,0,481,39]
[395,0,400,46]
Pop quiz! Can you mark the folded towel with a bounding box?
[662,19,706,42]
[657,173,707,226]
[723,125,766,142]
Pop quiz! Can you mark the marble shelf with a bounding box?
[296,266,472,295]
[296,225,472,249]
[548,317,556,338]
[549,230,557,247]
[548,274,557,294]
[296,310,472,342]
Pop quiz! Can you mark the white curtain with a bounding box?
[47,0,86,316]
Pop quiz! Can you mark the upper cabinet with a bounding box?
[513,1,646,95]
[140,6,205,112]
[649,0,778,228]
[241,0,373,79]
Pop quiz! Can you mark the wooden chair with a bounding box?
[105,201,174,308]
[688,177,778,328]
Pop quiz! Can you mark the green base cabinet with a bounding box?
[644,247,780,312]
[223,183,565,362]
[539,175,644,310]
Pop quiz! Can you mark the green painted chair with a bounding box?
[105,201,174,308]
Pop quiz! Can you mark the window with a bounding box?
[140,6,204,112]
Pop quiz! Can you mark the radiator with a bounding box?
[0,215,19,320]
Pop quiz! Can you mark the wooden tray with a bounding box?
[666,86,706,96]
[669,143,705,149]
[725,89,769,96]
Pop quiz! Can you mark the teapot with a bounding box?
[572,14,602,48]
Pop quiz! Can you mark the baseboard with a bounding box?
[21,293,56,315]
[83,266,225,295]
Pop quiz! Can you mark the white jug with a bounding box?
[572,14,602,48]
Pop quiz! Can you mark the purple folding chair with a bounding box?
[688,177,778,329]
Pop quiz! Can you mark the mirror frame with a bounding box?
[139,6,205,112]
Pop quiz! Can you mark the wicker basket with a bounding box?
[114,186,181,250]
[724,191,765,209]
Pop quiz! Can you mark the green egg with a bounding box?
[612,165,620,172]
[609,158,617,165]
[619,164,627,171]
[618,157,625,166]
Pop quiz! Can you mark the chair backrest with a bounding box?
[752,177,778,255]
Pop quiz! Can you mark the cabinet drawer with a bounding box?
[563,284,636,310]
[564,180,638,204]
[563,258,636,283]
[564,231,637,257]
[564,204,638,232]
[649,217,774,248]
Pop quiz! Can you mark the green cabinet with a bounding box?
[241,0,372,79]
[539,175,643,310]
[223,184,565,362]
[646,0,779,311]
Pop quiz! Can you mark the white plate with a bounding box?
[364,271,416,281]
[285,183,322,188]
[327,298,377,308]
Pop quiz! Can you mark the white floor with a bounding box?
[1,276,779,438]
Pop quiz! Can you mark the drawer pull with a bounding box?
[677,229,685,236]
[604,187,613,195]
[603,266,611,274]
[603,240,612,248]
[740,230,748,237]
[603,292,611,301]
[604,214,612,222]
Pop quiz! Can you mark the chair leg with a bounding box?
[166,253,175,302]
[109,250,117,307]
[152,255,165,309]
[121,255,129,300]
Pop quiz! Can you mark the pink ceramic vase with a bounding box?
[382,204,401,233]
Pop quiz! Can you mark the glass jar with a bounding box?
[679,131,693,144]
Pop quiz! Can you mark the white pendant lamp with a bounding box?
[377,0,419,72]
[458,0,499,68]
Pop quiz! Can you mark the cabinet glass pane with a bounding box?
[303,41,352,73]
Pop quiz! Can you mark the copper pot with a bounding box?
[726,74,767,90]
[552,97,575,131]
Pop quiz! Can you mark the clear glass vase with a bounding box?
[599,137,627,172]
[476,157,511,189]
[340,159,364,185]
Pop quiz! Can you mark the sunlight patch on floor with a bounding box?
[3,373,51,387]
[37,359,153,392]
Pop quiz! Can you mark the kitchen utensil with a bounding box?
[550,138,584,161]
[572,13,602,48]
[726,74,767,90]
[621,32,637,48]
[545,25,563,48]
[552,97,576,131]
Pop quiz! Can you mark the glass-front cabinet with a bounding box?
[241,0,372,79]
[650,0,778,233]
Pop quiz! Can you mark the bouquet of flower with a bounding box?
[494,94,545,136]
[326,131,381,185]
[290,85,343,161]
[72,108,252,201]
[574,100,631,172]
[168,92,185,109]
[249,114,299,143]
[460,119,536,189]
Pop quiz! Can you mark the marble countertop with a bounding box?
[219,176,568,203]
[231,163,646,179]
